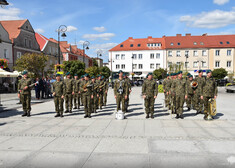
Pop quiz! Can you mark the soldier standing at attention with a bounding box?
[98,75,105,110]
[196,70,205,114]
[91,76,98,113]
[171,71,187,119]
[201,70,218,120]
[142,73,158,119]
[163,74,171,108]
[170,73,177,114]
[103,78,109,106]
[73,74,80,110]
[114,70,128,117]
[80,74,94,118]
[18,71,34,117]
[64,72,74,113]
[80,75,85,106]
[124,73,132,112]
[186,75,195,111]
[52,74,65,117]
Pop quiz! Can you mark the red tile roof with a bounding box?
[35,33,49,51]
[0,19,27,42]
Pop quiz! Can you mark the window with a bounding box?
[168,51,172,57]
[202,50,207,56]
[176,51,181,57]
[193,50,198,56]
[130,44,133,47]
[150,53,154,59]
[200,42,204,45]
[147,44,150,47]
[133,64,137,69]
[227,61,231,67]
[150,63,154,69]
[202,61,207,68]
[132,54,137,59]
[170,43,174,46]
[120,44,123,47]
[115,54,120,60]
[121,54,125,60]
[194,42,197,45]
[185,62,189,68]
[29,40,32,48]
[138,44,141,47]
[138,54,142,59]
[227,41,230,44]
[4,49,8,58]
[139,64,143,69]
[116,64,120,69]
[215,61,220,67]
[17,52,22,58]
[177,42,181,46]
[121,64,125,69]
[227,50,231,56]
[24,39,27,47]
[156,53,160,59]
[185,50,189,57]
[168,62,172,68]
[220,42,223,44]
[176,62,181,66]
[156,63,160,69]
[193,61,198,68]
[215,50,220,56]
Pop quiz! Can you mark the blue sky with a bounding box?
[1,0,235,62]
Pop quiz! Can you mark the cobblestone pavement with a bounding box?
[0,87,235,168]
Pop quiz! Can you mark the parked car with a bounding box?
[216,79,228,86]
[226,84,235,93]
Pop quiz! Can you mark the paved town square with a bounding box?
[0,87,235,168]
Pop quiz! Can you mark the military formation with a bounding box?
[18,69,218,121]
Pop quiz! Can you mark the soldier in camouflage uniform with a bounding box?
[98,75,105,110]
[73,74,80,109]
[114,70,128,116]
[64,72,74,113]
[52,74,65,117]
[201,70,218,120]
[195,70,206,114]
[171,71,187,119]
[185,73,191,110]
[80,74,94,118]
[80,75,84,106]
[186,75,195,111]
[170,73,177,114]
[18,70,34,117]
[124,73,132,112]
[91,76,98,113]
[142,73,158,119]
[103,78,109,106]
[163,74,171,108]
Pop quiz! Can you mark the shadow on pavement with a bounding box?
[213,113,224,120]
[126,112,144,117]
[0,109,22,118]
[93,112,113,117]
[154,112,170,117]
[31,111,55,116]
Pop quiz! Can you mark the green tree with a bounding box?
[212,68,228,80]
[63,60,85,77]
[153,68,167,80]
[85,66,100,77]
[14,53,48,78]
[92,58,98,67]
[168,62,184,73]
[100,66,111,79]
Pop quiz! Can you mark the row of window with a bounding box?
[168,61,232,68]
[170,41,230,46]
[120,43,162,48]
[115,63,161,70]
[215,61,232,68]
[115,53,161,60]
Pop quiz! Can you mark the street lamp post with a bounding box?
[82,41,90,67]
[96,49,102,67]
[57,25,67,72]
[185,54,189,73]
[0,0,9,6]
[131,54,134,80]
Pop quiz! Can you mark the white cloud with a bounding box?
[82,33,115,41]
[35,28,45,34]
[93,26,106,32]
[213,0,230,5]
[0,7,22,20]
[66,25,78,32]
[180,8,235,28]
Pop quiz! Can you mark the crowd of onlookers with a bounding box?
[34,76,56,99]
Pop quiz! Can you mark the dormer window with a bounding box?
[130,44,133,47]
[138,44,141,47]
[120,44,123,47]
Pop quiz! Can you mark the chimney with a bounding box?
[128,37,133,39]
[148,36,152,39]
[185,33,191,36]
[202,33,208,36]
[176,34,182,37]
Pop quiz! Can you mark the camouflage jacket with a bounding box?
[18,77,34,95]
[80,80,93,96]
[195,76,205,95]
[163,78,171,92]
[52,81,65,97]
[64,78,74,94]
[73,79,80,93]
[201,76,218,97]
[91,81,99,95]
[142,79,158,98]
[171,78,187,96]
[114,78,128,96]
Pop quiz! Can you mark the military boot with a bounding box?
[27,111,31,117]
[22,111,27,117]
[65,110,69,113]
[151,114,154,119]
[74,106,77,109]
[55,113,60,117]
[146,114,149,119]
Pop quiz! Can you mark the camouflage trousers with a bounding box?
[164,92,170,108]
[186,93,194,109]
[54,96,64,115]
[193,93,200,111]
[170,95,176,113]
[144,96,155,115]
[91,94,98,113]
[21,94,31,113]
[65,93,73,111]
[176,95,185,116]
[203,96,213,116]
[116,94,126,113]
[103,91,108,105]
[125,94,130,111]
[84,94,92,116]
[73,93,80,108]
[99,92,104,108]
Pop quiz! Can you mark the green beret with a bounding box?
[178,71,183,74]
[198,70,203,73]
[74,74,78,76]
[187,73,191,76]
[97,74,101,77]
[206,70,212,74]
[56,74,61,77]
[118,70,123,74]
[81,75,84,78]
[174,72,178,76]
[166,74,169,77]
[91,76,95,79]
[66,72,71,76]
[146,72,153,78]
[189,75,193,78]
[84,73,89,77]
[22,70,28,75]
